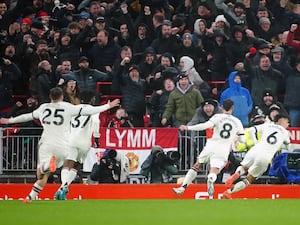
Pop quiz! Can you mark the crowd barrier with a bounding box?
[1,127,300,184]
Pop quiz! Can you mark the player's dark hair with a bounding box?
[49,87,63,100]
[274,114,289,123]
[222,99,234,111]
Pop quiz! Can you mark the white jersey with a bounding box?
[9,101,110,148]
[188,113,245,145]
[69,108,100,150]
[248,123,290,156]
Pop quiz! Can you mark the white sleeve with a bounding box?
[80,104,110,115]
[187,120,214,131]
[247,126,259,145]
[8,113,34,124]
[91,114,100,138]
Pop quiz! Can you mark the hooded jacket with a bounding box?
[219,71,253,126]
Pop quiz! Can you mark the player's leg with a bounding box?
[207,167,219,199]
[173,161,202,195]
[23,169,50,203]
[225,149,255,186]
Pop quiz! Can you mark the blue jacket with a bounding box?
[220,71,253,126]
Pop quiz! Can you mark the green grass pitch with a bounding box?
[1,199,299,225]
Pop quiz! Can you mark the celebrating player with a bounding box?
[173,99,245,199]
[222,114,291,199]
[0,87,120,203]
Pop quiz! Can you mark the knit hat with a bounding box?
[177,72,188,81]
[78,56,89,63]
[20,18,32,26]
[269,104,281,113]
[263,89,274,97]
[182,32,192,40]
[31,21,44,30]
[201,98,218,108]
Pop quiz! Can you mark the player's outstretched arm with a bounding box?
[0,113,34,124]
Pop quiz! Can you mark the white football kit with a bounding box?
[241,122,291,177]
[188,113,245,170]
[8,102,110,170]
[67,106,100,163]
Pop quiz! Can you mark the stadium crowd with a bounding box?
[1,0,300,128]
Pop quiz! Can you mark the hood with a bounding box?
[181,56,194,71]
[228,71,241,90]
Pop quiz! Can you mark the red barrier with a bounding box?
[0,184,299,200]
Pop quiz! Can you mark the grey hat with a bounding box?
[259,17,271,25]
[271,46,284,53]
[182,33,192,40]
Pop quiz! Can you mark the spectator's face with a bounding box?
[198,21,206,32]
[160,56,171,67]
[61,61,72,73]
[145,54,154,64]
[234,31,243,42]
[129,69,139,82]
[138,26,147,37]
[21,23,31,33]
[178,77,189,89]
[95,21,105,30]
[120,24,128,36]
[36,43,48,55]
[121,49,132,59]
[116,109,126,119]
[259,57,271,71]
[161,24,172,39]
[197,6,210,17]
[27,97,38,108]
[234,6,244,17]
[0,3,7,15]
[61,35,71,46]
[272,52,282,62]
[182,37,192,47]
[66,80,76,91]
[203,104,214,117]
[96,31,108,46]
[4,45,15,57]
[263,96,273,106]
[164,79,175,91]
[89,3,101,16]
[257,10,268,19]
[260,22,270,31]
[79,61,89,69]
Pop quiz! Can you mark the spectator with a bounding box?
[161,72,203,127]
[61,75,80,105]
[206,28,231,81]
[150,20,181,58]
[132,23,152,62]
[265,104,281,123]
[187,2,215,31]
[149,77,175,127]
[108,107,134,128]
[214,0,247,27]
[119,64,147,127]
[73,56,110,101]
[254,88,287,117]
[111,46,134,95]
[36,60,57,104]
[88,29,121,73]
[284,58,300,127]
[178,55,210,98]
[140,145,180,183]
[0,60,22,117]
[219,71,253,127]
[138,47,158,93]
[245,54,283,106]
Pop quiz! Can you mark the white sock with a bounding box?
[66,169,77,185]
[182,169,198,188]
[228,179,250,194]
[207,173,217,183]
[28,183,43,200]
[60,167,69,188]
[236,166,246,176]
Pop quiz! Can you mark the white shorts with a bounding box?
[197,141,230,170]
[241,148,273,178]
[37,142,69,170]
[66,145,90,164]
